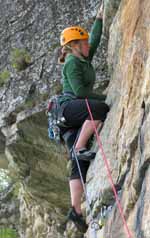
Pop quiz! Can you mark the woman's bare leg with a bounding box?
[70,120,102,214]
[69,179,83,214]
[75,120,101,150]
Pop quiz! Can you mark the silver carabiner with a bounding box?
[91,220,100,231]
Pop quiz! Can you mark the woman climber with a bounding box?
[58,3,109,233]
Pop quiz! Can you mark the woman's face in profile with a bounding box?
[79,39,90,57]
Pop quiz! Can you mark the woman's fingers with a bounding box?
[96,2,104,19]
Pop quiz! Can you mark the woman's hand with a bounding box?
[96,2,104,19]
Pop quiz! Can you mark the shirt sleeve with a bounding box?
[88,19,103,61]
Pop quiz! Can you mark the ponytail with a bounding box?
[58,40,80,64]
[58,45,72,64]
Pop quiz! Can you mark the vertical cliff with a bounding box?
[0,0,150,238]
[87,0,150,238]
[0,1,108,237]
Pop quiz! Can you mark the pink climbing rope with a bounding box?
[85,98,133,238]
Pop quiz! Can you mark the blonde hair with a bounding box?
[58,45,72,64]
[58,40,80,64]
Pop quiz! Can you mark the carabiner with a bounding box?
[91,220,100,231]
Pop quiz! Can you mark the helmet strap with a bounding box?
[66,42,85,60]
[65,45,72,51]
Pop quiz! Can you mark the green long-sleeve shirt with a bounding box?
[60,19,106,104]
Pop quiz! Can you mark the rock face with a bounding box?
[2,103,70,238]
[0,185,20,236]
[86,0,150,238]
[0,0,109,237]
[0,0,150,238]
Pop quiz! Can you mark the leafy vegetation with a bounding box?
[10,48,31,71]
[0,228,17,238]
[0,69,10,87]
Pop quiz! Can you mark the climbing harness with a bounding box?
[85,98,133,238]
[47,95,67,143]
[47,92,77,143]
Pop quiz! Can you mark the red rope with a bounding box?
[85,98,132,238]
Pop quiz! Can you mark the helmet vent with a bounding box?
[80,32,84,35]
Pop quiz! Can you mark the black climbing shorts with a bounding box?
[61,98,109,182]
[70,160,90,183]
[62,99,109,127]
[62,128,90,183]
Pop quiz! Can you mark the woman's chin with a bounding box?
[83,53,89,58]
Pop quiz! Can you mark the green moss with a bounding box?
[0,69,10,86]
[0,228,17,238]
[24,98,36,109]
[13,182,21,198]
[40,92,49,101]
[11,48,31,71]
[100,187,115,205]
[127,200,135,210]
[122,154,128,165]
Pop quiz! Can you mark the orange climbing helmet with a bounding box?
[60,26,89,46]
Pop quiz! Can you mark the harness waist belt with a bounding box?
[63,92,77,99]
